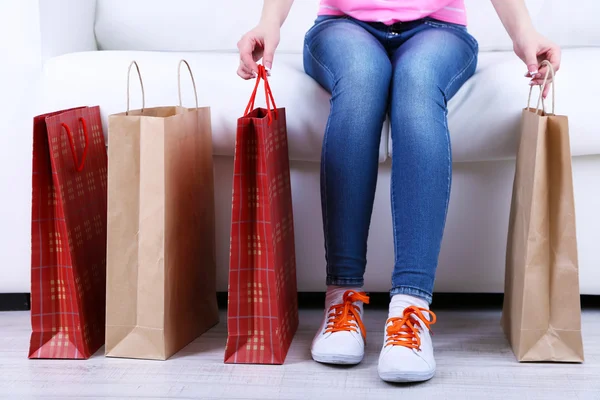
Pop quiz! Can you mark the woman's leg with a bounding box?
[304,17,391,289]
[378,23,478,382]
[389,25,478,304]
[303,17,391,365]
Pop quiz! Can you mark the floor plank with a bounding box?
[1,310,599,399]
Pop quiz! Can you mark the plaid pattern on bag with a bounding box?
[29,106,107,359]
[225,66,298,365]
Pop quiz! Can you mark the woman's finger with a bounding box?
[542,83,552,99]
[529,76,554,98]
[237,68,253,80]
[544,48,562,72]
[529,77,554,86]
[537,65,549,77]
[240,61,257,78]
[237,36,259,74]
[524,70,542,78]
[524,65,549,79]
[237,62,255,80]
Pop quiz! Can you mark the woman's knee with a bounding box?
[395,61,445,103]
[336,56,392,102]
[389,63,450,152]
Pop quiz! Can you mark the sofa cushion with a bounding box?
[41,48,599,165]
[389,47,600,162]
[40,51,388,163]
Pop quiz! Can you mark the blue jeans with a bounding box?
[303,16,478,304]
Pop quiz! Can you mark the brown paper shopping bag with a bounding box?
[502,61,584,362]
[105,61,218,360]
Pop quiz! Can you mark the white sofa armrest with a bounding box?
[39,0,98,61]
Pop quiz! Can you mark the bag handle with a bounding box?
[526,60,556,115]
[126,61,146,115]
[244,64,278,125]
[61,117,89,172]
[178,60,200,109]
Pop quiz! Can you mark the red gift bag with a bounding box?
[29,106,108,359]
[225,65,299,364]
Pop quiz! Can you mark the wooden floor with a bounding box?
[1,309,599,399]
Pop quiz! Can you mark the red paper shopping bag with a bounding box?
[29,106,107,359]
[225,65,299,365]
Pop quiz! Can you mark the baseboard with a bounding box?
[2,293,598,312]
[0,293,31,311]
[217,292,600,310]
[214,292,508,309]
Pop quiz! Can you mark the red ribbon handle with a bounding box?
[244,65,278,125]
[61,117,90,172]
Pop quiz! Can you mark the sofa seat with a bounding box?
[41,48,600,167]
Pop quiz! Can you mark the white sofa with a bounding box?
[3,0,600,294]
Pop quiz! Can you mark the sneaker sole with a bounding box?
[311,352,363,365]
[378,370,435,383]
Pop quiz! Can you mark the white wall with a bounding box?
[0,0,42,292]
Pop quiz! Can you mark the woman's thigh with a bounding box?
[303,16,392,97]
[390,23,478,110]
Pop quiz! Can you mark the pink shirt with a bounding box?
[318,0,467,26]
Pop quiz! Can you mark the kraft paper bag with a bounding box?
[105,61,218,360]
[502,61,584,362]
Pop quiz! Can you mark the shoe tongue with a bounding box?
[325,286,363,310]
[388,302,412,320]
[388,304,431,325]
[388,295,429,320]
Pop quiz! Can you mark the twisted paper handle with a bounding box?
[526,60,556,115]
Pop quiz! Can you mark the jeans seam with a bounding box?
[392,285,431,292]
[305,43,336,278]
[444,48,477,95]
[304,43,336,84]
[390,168,398,290]
[327,277,365,288]
[322,111,331,277]
[443,110,452,224]
[390,286,433,303]
[442,48,476,221]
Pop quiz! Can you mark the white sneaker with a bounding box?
[311,288,370,365]
[378,303,437,383]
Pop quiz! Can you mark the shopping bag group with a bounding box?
[29,60,298,364]
[28,58,583,364]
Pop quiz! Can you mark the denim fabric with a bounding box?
[303,16,478,304]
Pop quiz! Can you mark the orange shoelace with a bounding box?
[324,291,370,341]
[385,306,437,350]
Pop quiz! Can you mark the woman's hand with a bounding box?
[237,22,281,80]
[491,0,561,98]
[513,31,561,98]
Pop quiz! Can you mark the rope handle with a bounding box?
[526,60,556,115]
[178,60,199,109]
[244,65,278,125]
[126,61,146,115]
[61,118,89,172]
